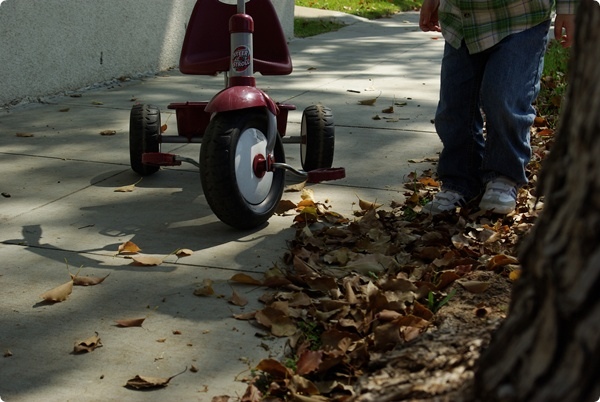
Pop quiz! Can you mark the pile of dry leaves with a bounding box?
[220,119,555,402]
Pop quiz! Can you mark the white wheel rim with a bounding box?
[235,128,273,205]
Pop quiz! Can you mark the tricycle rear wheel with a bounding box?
[129,104,160,176]
[300,104,335,171]
[200,108,285,229]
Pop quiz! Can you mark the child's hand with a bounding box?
[419,0,441,32]
[554,14,576,47]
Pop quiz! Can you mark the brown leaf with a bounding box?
[100,130,116,136]
[255,307,297,337]
[130,255,163,266]
[114,183,137,192]
[16,132,34,137]
[285,181,307,192]
[233,311,256,320]
[276,199,297,215]
[160,124,168,133]
[230,273,263,286]
[358,98,377,105]
[486,254,519,270]
[115,318,145,327]
[118,241,141,254]
[296,350,323,375]
[73,332,103,354]
[194,279,215,296]
[125,367,187,390]
[175,248,193,257]
[40,280,73,302]
[458,280,491,294]
[256,358,293,379]
[240,384,262,402]
[358,197,383,211]
[71,273,110,286]
[229,289,248,307]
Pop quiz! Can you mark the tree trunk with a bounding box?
[474,1,600,401]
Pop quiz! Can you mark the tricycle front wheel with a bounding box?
[200,108,285,229]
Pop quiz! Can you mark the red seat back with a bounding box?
[179,0,292,76]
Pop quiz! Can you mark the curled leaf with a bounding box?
[458,280,491,294]
[40,280,73,303]
[229,289,248,307]
[73,332,103,354]
[276,199,297,215]
[114,178,143,193]
[358,98,377,105]
[115,318,145,327]
[130,255,163,266]
[357,197,383,210]
[118,241,141,254]
[71,273,110,286]
[125,367,187,390]
[194,279,215,296]
[230,273,263,286]
[175,248,194,257]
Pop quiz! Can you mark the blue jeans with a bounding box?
[434,20,551,200]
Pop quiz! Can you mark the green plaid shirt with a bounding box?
[439,0,577,54]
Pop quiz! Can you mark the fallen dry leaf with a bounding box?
[114,178,143,193]
[458,280,491,294]
[276,199,297,215]
[73,332,103,354]
[358,196,383,211]
[486,254,519,270]
[175,248,193,257]
[16,132,34,137]
[125,367,187,390]
[130,255,163,266]
[40,280,73,303]
[230,273,263,286]
[296,350,323,375]
[115,318,145,327]
[358,98,377,106]
[194,279,215,296]
[100,130,116,136]
[285,181,307,192]
[71,273,110,286]
[160,124,168,133]
[118,241,141,254]
[229,289,248,307]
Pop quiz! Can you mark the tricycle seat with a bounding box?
[179,0,292,76]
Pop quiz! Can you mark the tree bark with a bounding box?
[475,1,600,401]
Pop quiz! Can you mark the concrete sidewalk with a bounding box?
[0,9,444,402]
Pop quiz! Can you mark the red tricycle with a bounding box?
[129,0,344,229]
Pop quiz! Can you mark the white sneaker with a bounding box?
[479,177,517,214]
[423,189,466,215]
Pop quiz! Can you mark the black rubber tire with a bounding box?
[200,108,286,230]
[129,104,160,176]
[300,104,335,171]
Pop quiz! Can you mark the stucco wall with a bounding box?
[0,0,294,106]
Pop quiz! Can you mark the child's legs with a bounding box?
[435,42,486,199]
[480,20,551,186]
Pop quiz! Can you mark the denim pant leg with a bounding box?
[480,20,550,186]
[435,42,486,200]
